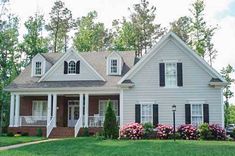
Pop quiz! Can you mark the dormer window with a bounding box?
[35,61,42,76]
[110,59,118,74]
[68,61,76,74]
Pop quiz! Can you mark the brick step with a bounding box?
[49,127,74,138]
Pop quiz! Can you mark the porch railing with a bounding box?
[74,118,82,137]
[88,116,120,127]
[46,116,55,138]
[20,116,47,127]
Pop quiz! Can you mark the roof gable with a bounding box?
[118,32,226,84]
[39,48,105,82]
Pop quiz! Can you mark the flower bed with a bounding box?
[178,124,199,140]
[119,123,144,140]
[156,124,173,139]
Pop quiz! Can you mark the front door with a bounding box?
[68,100,79,127]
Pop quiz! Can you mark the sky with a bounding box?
[6,0,235,102]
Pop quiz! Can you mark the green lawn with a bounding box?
[0,136,44,147]
[0,137,235,156]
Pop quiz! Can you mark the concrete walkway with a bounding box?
[0,138,62,151]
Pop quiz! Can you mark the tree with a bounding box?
[220,64,235,126]
[228,105,235,124]
[103,100,119,139]
[73,11,109,52]
[19,13,48,66]
[112,0,165,56]
[46,0,73,53]
[170,16,192,44]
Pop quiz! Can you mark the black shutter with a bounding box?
[76,61,80,74]
[177,63,183,86]
[64,61,68,74]
[203,104,209,123]
[185,104,191,124]
[153,104,159,126]
[159,63,165,87]
[135,104,141,123]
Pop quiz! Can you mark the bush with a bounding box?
[199,123,212,140]
[95,131,105,140]
[103,100,119,139]
[82,127,89,137]
[156,124,173,139]
[36,128,43,137]
[209,124,226,140]
[21,132,29,136]
[178,124,198,140]
[119,123,144,140]
[7,132,14,137]
[230,128,235,140]
[143,122,155,139]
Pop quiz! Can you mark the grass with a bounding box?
[0,137,235,156]
[0,136,44,147]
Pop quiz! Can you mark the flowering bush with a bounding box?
[177,124,199,140]
[156,124,173,139]
[199,123,212,140]
[119,123,144,140]
[208,124,226,140]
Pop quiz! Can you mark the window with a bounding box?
[35,62,42,75]
[68,61,76,74]
[165,62,177,87]
[141,104,153,124]
[32,101,47,116]
[99,100,118,116]
[191,104,203,126]
[110,59,118,74]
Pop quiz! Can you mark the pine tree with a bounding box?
[103,100,119,139]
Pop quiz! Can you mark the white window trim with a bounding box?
[32,60,45,77]
[190,103,204,126]
[34,61,42,76]
[110,59,118,75]
[32,100,47,117]
[98,100,118,116]
[67,59,77,75]
[140,103,153,124]
[164,61,177,88]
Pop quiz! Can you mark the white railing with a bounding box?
[74,118,82,137]
[20,116,47,127]
[88,116,120,127]
[46,116,55,138]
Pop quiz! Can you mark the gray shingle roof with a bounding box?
[5,51,137,91]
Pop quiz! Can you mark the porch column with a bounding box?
[47,94,52,124]
[14,94,20,127]
[84,93,89,127]
[9,93,15,127]
[79,94,84,127]
[52,93,57,127]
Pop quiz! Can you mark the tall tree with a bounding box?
[220,64,235,126]
[19,13,48,66]
[170,16,192,44]
[73,11,108,52]
[112,0,165,56]
[46,0,73,53]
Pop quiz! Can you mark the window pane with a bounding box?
[110,59,118,73]
[68,61,76,74]
[165,62,177,87]
[141,104,152,124]
[191,104,203,126]
[35,62,42,75]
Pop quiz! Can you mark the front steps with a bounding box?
[49,127,74,138]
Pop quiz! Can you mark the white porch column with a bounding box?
[52,93,57,127]
[47,94,52,125]
[84,93,89,127]
[120,90,124,127]
[79,94,84,127]
[9,93,15,127]
[14,94,20,127]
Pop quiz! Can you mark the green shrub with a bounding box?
[7,132,14,137]
[230,128,235,140]
[143,122,155,139]
[95,131,105,140]
[82,127,89,137]
[22,132,29,136]
[199,123,212,140]
[36,128,43,137]
[103,100,119,139]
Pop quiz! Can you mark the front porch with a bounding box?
[8,93,121,137]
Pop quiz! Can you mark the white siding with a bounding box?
[44,52,103,81]
[123,39,223,126]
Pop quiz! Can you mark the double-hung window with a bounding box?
[165,62,177,87]
[110,59,118,74]
[35,62,42,75]
[99,100,118,116]
[68,61,76,74]
[141,104,153,124]
[32,101,47,117]
[191,104,203,126]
